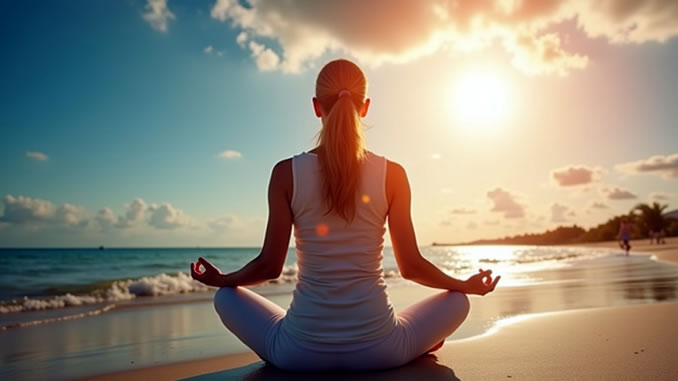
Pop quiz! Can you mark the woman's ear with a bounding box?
[312,97,322,118]
[360,98,371,117]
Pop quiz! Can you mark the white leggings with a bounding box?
[213,287,470,371]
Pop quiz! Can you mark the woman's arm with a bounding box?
[386,161,499,295]
[191,159,293,287]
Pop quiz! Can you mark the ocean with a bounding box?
[1,245,678,380]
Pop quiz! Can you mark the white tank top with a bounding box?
[280,151,397,344]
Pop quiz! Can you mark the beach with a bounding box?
[95,239,678,381]
[2,240,678,380]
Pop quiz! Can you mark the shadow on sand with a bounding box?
[182,354,461,381]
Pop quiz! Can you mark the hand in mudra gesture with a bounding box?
[190,257,225,287]
[463,269,500,295]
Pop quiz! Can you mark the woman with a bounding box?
[190,59,500,371]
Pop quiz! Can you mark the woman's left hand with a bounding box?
[190,257,225,287]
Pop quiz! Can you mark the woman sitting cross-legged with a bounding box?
[190,58,500,371]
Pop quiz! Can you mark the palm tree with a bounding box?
[632,202,669,233]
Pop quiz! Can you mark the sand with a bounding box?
[85,239,678,381]
[86,302,678,381]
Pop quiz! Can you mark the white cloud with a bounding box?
[248,41,280,71]
[55,204,88,226]
[204,45,214,54]
[217,150,243,159]
[148,203,192,230]
[505,32,588,76]
[616,153,678,179]
[236,31,248,47]
[0,195,89,227]
[210,0,678,74]
[0,195,56,224]
[95,208,118,229]
[143,0,175,32]
[115,198,148,228]
[26,151,48,161]
[487,187,525,219]
[208,215,243,232]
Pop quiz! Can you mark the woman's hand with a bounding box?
[190,257,225,288]
[463,269,500,295]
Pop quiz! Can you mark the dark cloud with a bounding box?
[551,166,600,186]
[616,153,678,179]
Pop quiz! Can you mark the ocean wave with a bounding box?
[0,264,312,314]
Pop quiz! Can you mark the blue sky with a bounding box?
[1,1,677,247]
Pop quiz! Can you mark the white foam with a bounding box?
[0,272,210,314]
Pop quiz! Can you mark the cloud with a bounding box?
[217,150,243,159]
[209,216,243,232]
[210,0,678,74]
[650,192,674,201]
[551,165,601,186]
[0,195,56,224]
[588,201,609,209]
[0,195,89,227]
[450,208,476,215]
[616,153,678,179]
[55,204,88,226]
[0,195,199,233]
[143,0,175,32]
[148,203,192,230]
[487,187,525,218]
[601,186,637,200]
[550,203,573,222]
[505,31,588,76]
[26,151,48,161]
[204,45,214,54]
[115,198,148,228]
[248,41,280,71]
[95,208,118,229]
[236,32,248,47]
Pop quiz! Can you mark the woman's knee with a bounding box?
[446,291,470,319]
[213,286,238,315]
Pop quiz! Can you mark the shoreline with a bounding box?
[84,239,678,381]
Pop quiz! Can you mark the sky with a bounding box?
[1,0,677,247]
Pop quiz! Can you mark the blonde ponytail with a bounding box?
[315,59,368,222]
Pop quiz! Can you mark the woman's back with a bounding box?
[281,150,397,344]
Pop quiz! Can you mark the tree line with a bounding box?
[437,202,678,246]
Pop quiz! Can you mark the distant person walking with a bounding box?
[618,219,632,255]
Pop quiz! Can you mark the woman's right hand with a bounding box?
[463,269,500,295]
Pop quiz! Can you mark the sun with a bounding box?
[450,69,512,128]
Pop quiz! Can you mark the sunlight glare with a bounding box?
[451,70,512,128]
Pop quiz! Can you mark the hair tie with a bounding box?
[337,89,351,98]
